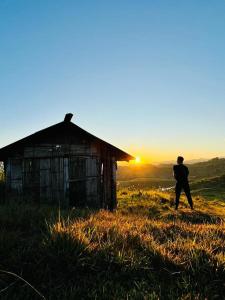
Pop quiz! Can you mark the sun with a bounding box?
[135,156,141,163]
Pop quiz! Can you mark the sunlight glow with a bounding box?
[135,156,141,163]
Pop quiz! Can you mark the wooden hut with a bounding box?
[0,114,134,209]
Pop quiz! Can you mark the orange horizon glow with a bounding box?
[123,146,224,165]
[118,150,224,166]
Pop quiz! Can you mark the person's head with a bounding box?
[177,156,184,165]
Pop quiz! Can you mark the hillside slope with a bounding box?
[190,174,225,199]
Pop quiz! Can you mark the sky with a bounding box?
[1,0,225,163]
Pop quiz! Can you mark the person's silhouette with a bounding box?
[173,156,193,210]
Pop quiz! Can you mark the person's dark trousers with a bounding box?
[175,181,193,209]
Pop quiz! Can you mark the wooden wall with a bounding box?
[4,142,117,209]
[101,156,117,210]
[5,158,23,200]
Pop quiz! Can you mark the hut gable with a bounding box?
[0,114,134,209]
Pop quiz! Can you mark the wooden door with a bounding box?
[69,157,87,207]
[23,158,40,202]
[40,158,51,202]
[40,157,69,205]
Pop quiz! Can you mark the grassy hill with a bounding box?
[118,173,225,201]
[190,174,225,200]
[0,190,225,299]
[118,158,225,196]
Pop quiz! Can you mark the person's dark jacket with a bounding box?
[173,164,189,183]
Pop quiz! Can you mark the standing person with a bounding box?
[173,156,193,210]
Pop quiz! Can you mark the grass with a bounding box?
[190,175,225,201]
[118,178,174,189]
[0,189,225,299]
[118,174,225,201]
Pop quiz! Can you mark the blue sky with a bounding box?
[1,0,225,162]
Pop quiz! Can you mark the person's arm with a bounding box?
[186,166,189,178]
[173,166,177,180]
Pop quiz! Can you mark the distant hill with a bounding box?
[155,158,209,165]
[188,157,225,179]
[118,157,225,181]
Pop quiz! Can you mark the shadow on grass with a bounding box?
[0,226,178,299]
[1,203,225,299]
[164,210,224,224]
[1,216,225,300]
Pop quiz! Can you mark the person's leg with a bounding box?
[175,183,182,209]
[183,182,193,209]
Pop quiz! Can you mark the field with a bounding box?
[118,174,225,201]
[118,178,174,189]
[0,187,225,300]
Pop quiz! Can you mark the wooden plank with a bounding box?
[40,158,51,170]
[64,158,69,206]
[40,158,51,202]
[50,157,65,205]
[69,157,87,206]
[101,155,116,210]
[70,144,91,155]
[23,158,40,202]
[7,159,23,197]
[86,157,101,207]
[111,158,117,210]
[5,159,11,190]
[24,144,99,158]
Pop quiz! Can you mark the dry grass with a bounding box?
[0,189,225,299]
